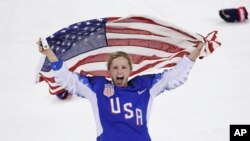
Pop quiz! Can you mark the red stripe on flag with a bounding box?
[106,17,121,22]
[39,73,55,83]
[162,63,177,68]
[80,70,109,77]
[208,42,214,53]
[50,88,65,95]
[131,60,165,76]
[69,53,110,72]
[130,54,163,64]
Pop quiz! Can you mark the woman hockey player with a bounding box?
[37,38,204,141]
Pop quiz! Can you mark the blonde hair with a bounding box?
[107,51,133,71]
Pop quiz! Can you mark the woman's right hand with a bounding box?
[36,38,59,62]
[36,38,51,56]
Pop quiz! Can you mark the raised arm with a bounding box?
[150,42,204,97]
[187,42,204,61]
[37,38,95,99]
[37,38,59,62]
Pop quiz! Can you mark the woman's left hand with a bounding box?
[188,42,205,61]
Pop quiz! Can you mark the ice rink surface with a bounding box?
[0,0,249,140]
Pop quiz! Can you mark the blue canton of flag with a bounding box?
[41,18,108,72]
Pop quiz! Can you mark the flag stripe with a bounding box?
[106,26,166,37]
[109,16,197,39]
[106,22,198,41]
[106,33,197,50]
[107,39,184,53]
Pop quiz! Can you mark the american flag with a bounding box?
[36,15,221,95]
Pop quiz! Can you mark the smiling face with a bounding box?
[107,52,132,87]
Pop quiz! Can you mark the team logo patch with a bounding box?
[103,84,114,97]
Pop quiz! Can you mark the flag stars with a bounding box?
[49,35,54,39]
[84,27,88,31]
[84,38,89,42]
[71,35,76,39]
[61,29,66,33]
[86,21,91,25]
[65,35,70,39]
[97,18,104,22]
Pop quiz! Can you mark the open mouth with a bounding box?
[116,76,124,81]
[116,76,124,85]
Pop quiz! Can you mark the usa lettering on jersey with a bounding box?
[110,97,143,126]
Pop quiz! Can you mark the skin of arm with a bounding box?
[187,42,204,61]
[37,38,58,62]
